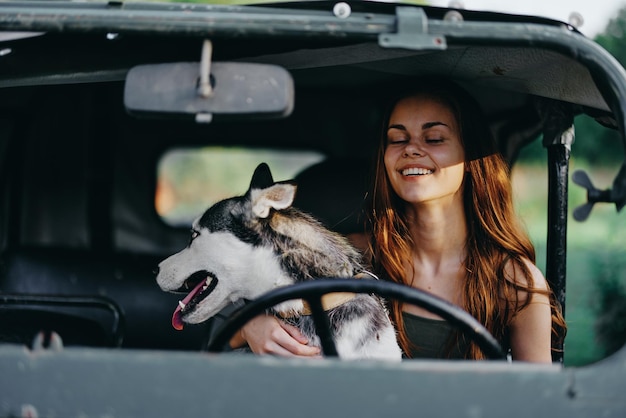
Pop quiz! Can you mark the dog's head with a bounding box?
[156,163,299,330]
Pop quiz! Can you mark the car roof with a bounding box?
[0,0,616,114]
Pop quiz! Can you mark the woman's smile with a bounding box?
[399,165,434,177]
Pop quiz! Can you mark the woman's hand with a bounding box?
[235,315,322,358]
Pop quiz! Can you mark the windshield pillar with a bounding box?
[541,100,575,364]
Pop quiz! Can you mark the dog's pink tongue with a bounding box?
[172,279,206,331]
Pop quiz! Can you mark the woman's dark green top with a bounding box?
[402,311,468,359]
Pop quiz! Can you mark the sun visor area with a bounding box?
[241,43,610,113]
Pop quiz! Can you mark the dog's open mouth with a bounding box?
[171,270,218,331]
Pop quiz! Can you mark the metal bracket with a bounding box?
[198,39,213,98]
[379,7,446,51]
[538,98,576,149]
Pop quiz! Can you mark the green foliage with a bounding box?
[595,7,626,66]
[590,254,626,357]
[573,115,623,165]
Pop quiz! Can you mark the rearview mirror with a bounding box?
[124,62,294,122]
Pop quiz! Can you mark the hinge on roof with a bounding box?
[379,7,447,51]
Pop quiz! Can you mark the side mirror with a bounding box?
[124,61,294,123]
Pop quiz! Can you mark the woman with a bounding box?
[370,79,565,361]
[234,79,566,362]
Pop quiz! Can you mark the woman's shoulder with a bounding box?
[504,257,548,291]
[503,257,550,309]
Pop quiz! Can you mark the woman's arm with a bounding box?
[508,261,553,363]
[230,315,321,358]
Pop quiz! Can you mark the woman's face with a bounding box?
[383,94,466,207]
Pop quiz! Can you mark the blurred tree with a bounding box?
[571,6,626,165]
[595,7,626,65]
[591,255,626,357]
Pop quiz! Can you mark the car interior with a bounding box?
[0,2,625,416]
[0,3,622,353]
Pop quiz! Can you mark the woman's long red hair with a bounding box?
[368,79,566,359]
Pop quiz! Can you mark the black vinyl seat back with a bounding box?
[0,248,209,350]
[293,157,371,236]
[0,294,124,348]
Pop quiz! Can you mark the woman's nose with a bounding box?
[403,141,423,157]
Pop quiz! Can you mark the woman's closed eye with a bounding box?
[387,137,408,145]
[425,137,444,144]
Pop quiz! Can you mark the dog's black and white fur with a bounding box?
[156,163,401,360]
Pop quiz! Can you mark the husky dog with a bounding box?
[156,163,401,360]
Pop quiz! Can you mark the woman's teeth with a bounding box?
[402,167,433,176]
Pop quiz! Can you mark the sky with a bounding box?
[430,0,625,37]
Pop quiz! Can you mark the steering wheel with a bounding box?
[206,279,506,360]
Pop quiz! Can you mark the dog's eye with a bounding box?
[190,229,199,240]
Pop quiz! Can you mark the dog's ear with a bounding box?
[249,163,275,191]
[250,182,297,219]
